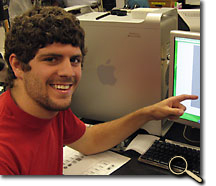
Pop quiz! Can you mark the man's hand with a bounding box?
[148,94,198,121]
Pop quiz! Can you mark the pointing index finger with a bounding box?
[175,94,198,102]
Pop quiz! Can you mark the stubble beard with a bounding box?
[23,76,74,112]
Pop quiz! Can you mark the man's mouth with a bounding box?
[50,84,72,90]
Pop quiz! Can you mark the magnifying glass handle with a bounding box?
[185,170,202,183]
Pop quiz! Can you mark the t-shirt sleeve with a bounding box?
[63,109,86,145]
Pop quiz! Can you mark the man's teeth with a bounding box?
[53,84,70,90]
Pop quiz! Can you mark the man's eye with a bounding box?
[70,57,82,65]
[44,57,56,62]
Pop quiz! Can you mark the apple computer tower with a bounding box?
[70,8,178,136]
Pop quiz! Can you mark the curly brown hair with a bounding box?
[4,6,86,88]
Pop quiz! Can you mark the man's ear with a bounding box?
[9,54,24,79]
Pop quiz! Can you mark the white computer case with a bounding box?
[71,8,178,136]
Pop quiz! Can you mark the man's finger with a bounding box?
[167,107,184,117]
[174,94,198,102]
[174,103,186,111]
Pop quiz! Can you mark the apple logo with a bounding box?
[97,59,117,85]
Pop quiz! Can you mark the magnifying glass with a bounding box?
[168,156,202,183]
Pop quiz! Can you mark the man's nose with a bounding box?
[58,59,75,77]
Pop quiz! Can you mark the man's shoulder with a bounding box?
[58,108,83,124]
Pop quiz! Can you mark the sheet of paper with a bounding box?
[125,134,160,154]
[63,146,130,175]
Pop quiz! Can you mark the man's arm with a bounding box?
[67,94,198,155]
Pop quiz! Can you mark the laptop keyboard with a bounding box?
[138,139,200,175]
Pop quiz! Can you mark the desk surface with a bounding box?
[111,122,200,175]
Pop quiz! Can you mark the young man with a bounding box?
[0,6,198,175]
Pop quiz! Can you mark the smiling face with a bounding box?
[11,43,82,118]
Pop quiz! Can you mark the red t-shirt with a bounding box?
[0,90,86,175]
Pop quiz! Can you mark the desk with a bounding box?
[111,122,200,175]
